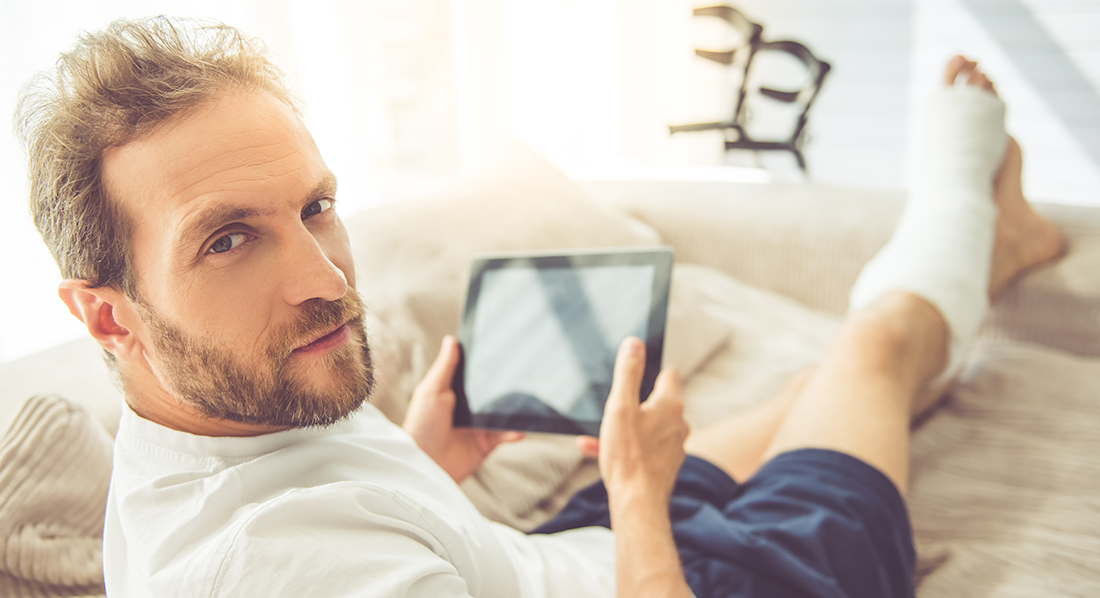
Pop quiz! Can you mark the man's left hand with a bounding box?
[403,335,524,483]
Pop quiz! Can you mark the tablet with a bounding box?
[452,247,673,436]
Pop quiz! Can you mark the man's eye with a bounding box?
[302,198,334,219]
[208,232,247,254]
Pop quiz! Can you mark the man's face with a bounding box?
[101,90,372,428]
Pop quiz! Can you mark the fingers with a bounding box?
[420,335,460,392]
[576,436,600,458]
[607,337,646,413]
[484,429,525,447]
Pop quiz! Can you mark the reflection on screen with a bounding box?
[466,264,654,424]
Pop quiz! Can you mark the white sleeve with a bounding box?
[205,484,487,598]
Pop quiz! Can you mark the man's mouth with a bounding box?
[293,320,352,354]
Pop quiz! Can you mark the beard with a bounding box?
[138,293,375,428]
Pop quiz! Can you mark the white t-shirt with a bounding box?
[103,402,616,597]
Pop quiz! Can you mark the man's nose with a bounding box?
[281,229,348,305]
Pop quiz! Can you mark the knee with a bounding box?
[839,293,948,377]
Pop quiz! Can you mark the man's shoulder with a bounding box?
[107,470,480,598]
[108,405,456,531]
[105,406,492,594]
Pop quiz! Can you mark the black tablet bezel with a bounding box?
[452,247,674,437]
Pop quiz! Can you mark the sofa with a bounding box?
[2,146,1099,597]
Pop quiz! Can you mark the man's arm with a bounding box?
[610,493,690,598]
[588,338,693,598]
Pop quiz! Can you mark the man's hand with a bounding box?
[403,336,524,484]
[597,337,689,505]
[583,337,693,598]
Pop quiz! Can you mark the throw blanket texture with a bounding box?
[0,395,111,597]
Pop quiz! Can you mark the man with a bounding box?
[18,16,1062,598]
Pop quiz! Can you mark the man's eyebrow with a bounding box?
[176,174,338,251]
[177,204,269,250]
[310,174,338,199]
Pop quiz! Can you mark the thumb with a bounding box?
[422,335,460,392]
[607,337,646,412]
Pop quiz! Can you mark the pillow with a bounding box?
[669,263,842,427]
[345,143,734,424]
[344,144,733,528]
[0,395,112,598]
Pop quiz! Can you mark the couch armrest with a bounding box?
[581,178,1100,358]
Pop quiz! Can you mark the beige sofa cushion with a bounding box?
[673,263,841,427]
[346,143,667,425]
[580,179,902,316]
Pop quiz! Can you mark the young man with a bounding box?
[18,17,1062,598]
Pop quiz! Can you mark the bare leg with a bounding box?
[684,369,809,483]
[686,294,946,494]
[759,293,946,495]
[685,56,1064,494]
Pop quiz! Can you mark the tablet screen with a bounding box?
[453,249,673,436]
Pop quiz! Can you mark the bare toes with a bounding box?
[979,72,998,96]
[967,68,987,87]
[942,57,999,96]
[944,55,976,85]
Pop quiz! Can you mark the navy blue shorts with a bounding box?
[533,449,915,598]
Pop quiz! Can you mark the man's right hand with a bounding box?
[586,337,694,598]
[586,337,689,508]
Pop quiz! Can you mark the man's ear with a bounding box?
[58,280,144,362]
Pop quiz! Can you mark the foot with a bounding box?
[914,136,1063,406]
[987,136,1066,298]
[942,55,1065,299]
[921,56,1007,183]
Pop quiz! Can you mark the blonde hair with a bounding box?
[15,16,300,297]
